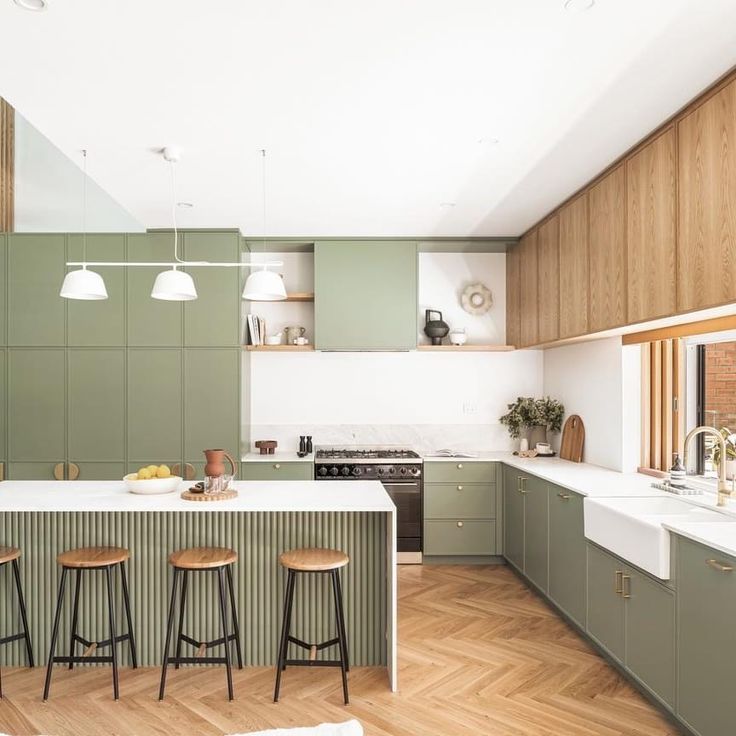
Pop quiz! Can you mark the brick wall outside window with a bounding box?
[705,342,736,431]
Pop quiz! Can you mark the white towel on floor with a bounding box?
[230,721,363,736]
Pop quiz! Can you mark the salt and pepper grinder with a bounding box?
[306,436,313,454]
[298,436,307,456]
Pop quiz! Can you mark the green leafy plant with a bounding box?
[710,427,736,466]
[500,396,565,439]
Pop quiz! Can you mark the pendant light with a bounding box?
[242,149,287,301]
[60,150,109,300]
[151,147,197,301]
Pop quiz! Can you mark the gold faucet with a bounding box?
[683,425,731,507]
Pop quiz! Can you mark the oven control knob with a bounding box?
[388,467,395,476]
[341,466,351,476]
[329,466,339,476]
[377,467,385,475]
[352,466,362,476]
[400,466,407,475]
[318,466,328,476]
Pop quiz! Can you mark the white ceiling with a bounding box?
[2,0,736,237]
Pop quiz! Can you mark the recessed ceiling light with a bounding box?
[564,0,595,10]
[13,0,47,11]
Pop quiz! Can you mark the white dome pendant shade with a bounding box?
[242,267,287,301]
[60,267,108,300]
[151,267,198,301]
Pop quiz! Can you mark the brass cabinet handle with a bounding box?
[557,492,571,500]
[53,463,65,481]
[622,574,632,599]
[615,570,623,594]
[0,461,5,481]
[519,477,527,494]
[457,521,464,528]
[68,463,80,481]
[457,485,463,491]
[173,463,196,480]
[706,558,734,572]
[457,463,463,469]
[274,463,281,469]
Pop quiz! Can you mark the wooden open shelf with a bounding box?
[284,292,315,302]
[416,344,516,352]
[244,345,315,352]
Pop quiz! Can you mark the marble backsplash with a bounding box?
[245,424,515,456]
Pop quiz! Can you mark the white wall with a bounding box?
[543,337,629,471]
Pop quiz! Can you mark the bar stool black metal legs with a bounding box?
[42,547,137,701]
[274,547,350,705]
[159,547,243,701]
[0,547,34,699]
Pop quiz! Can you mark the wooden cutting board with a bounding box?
[559,414,585,463]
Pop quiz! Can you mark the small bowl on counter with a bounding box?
[123,474,183,495]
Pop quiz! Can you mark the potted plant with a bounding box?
[500,396,565,449]
[711,427,736,480]
[533,396,565,446]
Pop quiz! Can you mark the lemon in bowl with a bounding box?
[124,464,181,495]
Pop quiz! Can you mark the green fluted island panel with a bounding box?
[0,511,386,667]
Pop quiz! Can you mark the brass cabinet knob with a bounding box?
[706,558,734,572]
[456,521,464,528]
[457,485,463,491]
[457,463,463,469]
[557,492,571,500]
[274,463,281,469]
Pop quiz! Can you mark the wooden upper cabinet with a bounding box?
[558,194,589,339]
[505,244,521,348]
[626,128,677,323]
[537,215,560,343]
[518,230,539,347]
[678,79,736,312]
[589,165,626,331]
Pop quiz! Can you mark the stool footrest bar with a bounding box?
[284,659,345,668]
[288,635,340,651]
[0,632,26,646]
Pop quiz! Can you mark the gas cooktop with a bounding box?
[315,447,421,461]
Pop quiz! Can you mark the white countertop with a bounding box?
[241,452,314,463]
[663,521,736,558]
[0,480,395,513]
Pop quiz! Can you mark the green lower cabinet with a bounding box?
[240,462,314,481]
[586,543,626,661]
[503,466,524,570]
[424,483,495,519]
[424,461,496,484]
[522,474,548,592]
[73,463,127,480]
[424,520,495,556]
[677,535,736,736]
[548,486,586,626]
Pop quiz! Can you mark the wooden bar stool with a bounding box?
[43,546,137,701]
[159,547,243,701]
[274,547,350,705]
[0,547,34,698]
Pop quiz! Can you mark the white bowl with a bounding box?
[124,473,182,495]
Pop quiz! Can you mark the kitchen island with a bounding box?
[0,480,398,691]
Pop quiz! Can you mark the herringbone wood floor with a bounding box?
[0,565,682,735]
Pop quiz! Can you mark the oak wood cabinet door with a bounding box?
[537,216,560,344]
[558,194,589,339]
[589,166,626,331]
[678,79,736,312]
[506,244,521,348]
[518,230,538,347]
[626,128,677,322]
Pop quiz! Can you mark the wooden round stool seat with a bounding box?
[279,547,349,572]
[168,546,237,570]
[0,546,21,565]
[57,546,129,568]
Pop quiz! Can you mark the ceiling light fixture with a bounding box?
[564,0,595,11]
[13,0,47,11]
[61,147,284,302]
[60,150,108,300]
[242,149,287,301]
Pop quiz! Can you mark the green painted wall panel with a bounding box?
[0,511,387,668]
[8,349,66,462]
[66,234,126,346]
[8,234,66,346]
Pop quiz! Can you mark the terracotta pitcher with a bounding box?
[203,449,237,478]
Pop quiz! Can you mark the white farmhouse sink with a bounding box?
[584,496,732,579]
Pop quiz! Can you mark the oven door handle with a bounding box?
[381,482,421,493]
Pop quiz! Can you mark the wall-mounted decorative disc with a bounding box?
[461,282,493,315]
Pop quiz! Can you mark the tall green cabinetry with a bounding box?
[1,230,243,480]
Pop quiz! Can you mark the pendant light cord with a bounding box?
[81,149,88,269]
[169,158,184,265]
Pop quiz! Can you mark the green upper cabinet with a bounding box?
[68,349,125,462]
[127,233,182,346]
[8,234,66,346]
[183,348,240,461]
[314,241,417,350]
[8,348,66,462]
[183,232,241,346]
[127,348,182,463]
[67,234,126,346]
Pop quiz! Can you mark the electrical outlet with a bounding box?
[462,401,478,415]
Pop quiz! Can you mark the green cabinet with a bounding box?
[677,535,736,736]
[314,241,417,350]
[503,465,525,570]
[523,473,548,591]
[68,349,125,463]
[8,349,66,463]
[8,234,66,346]
[127,233,182,346]
[240,461,314,481]
[0,235,6,346]
[127,349,182,464]
[424,520,496,556]
[183,232,241,346]
[548,486,586,626]
[586,543,626,661]
[66,234,126,346]
[424,483,495,519]
[424,461,496,484]
[0,350,6,462]
[183,348,240,462]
